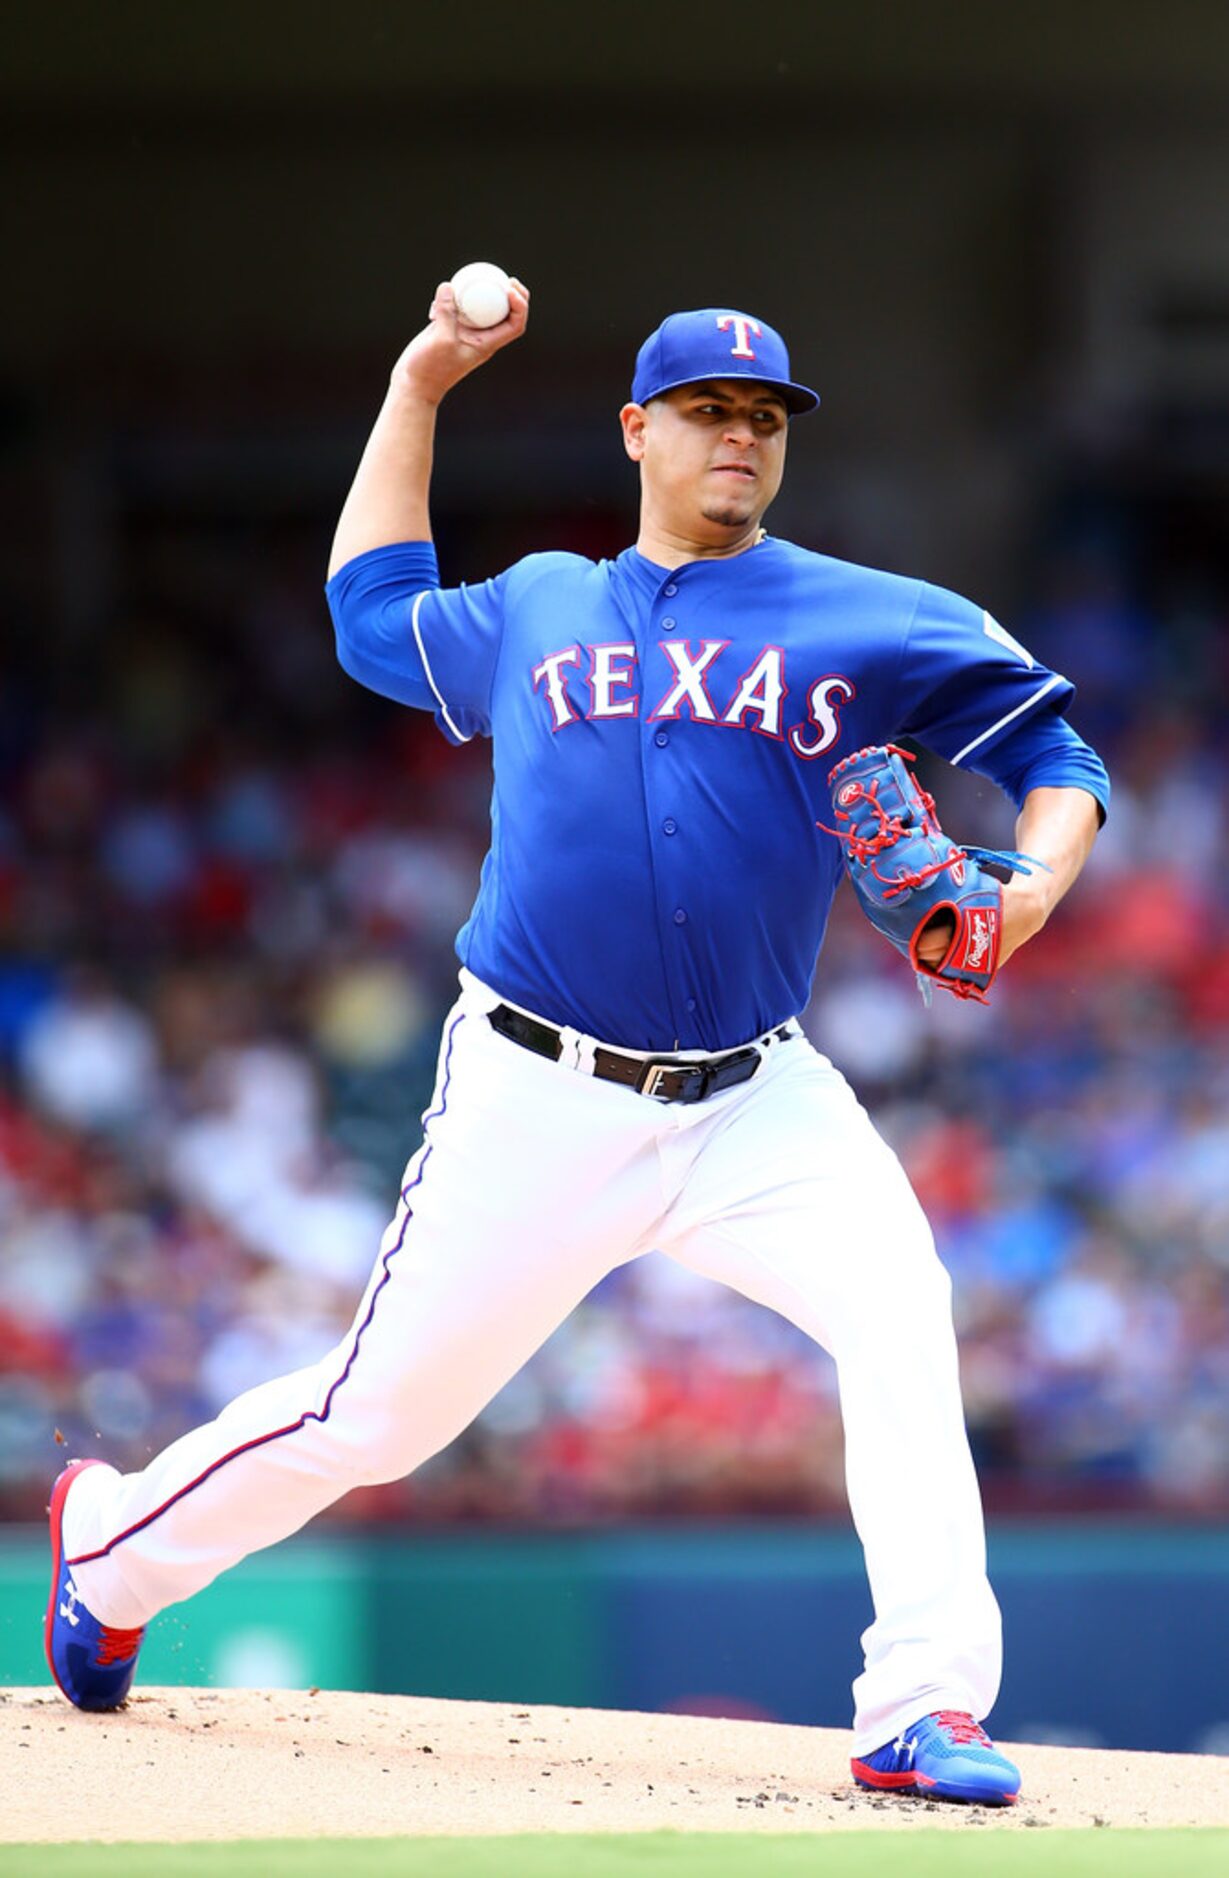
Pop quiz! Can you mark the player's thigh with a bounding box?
[665,1040,949,1352]
[329,1000,661,1404]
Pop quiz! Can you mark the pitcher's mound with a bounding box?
[3,1687,1226,1842]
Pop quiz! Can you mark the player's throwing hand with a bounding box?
[391,276,530,406]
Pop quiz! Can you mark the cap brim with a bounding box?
[641,373,821,416]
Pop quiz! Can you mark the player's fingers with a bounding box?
[915,910,956,964]
[425,288,451,331]
[504,283,530,331]
[463,287,529,350]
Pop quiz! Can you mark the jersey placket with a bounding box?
[639,566,705,1049]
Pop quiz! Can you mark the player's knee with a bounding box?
[319,1387,462,1486]
[865,1231,954,1332]
[907,1250,954,1325]
[352,1421,458,1488]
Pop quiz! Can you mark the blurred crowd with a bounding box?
[2,510,1228,1524]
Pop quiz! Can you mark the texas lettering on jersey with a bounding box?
[532,638,856,760]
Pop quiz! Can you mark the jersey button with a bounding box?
[661,616,676,631]
[686,998,698,1013]
[662,818,677,835]
[663,583,679,597]
[654,730,669,748]
[673,908,687,925]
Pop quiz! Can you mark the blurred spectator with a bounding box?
[19,971,158,1132]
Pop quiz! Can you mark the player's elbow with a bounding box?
[326,597,426,711]
[332,618,367,685]
[999,746,1110,825]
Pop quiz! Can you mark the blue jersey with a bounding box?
[328,537,1109,1051]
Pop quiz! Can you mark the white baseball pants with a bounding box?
[62,970,1001,1754]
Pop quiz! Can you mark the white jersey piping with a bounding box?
[410,590,469,744]
[950,673,1062,767]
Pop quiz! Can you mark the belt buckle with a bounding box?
[638,1060,674,1100]
[638,1059,714,1103]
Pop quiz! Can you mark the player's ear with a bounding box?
[619,402,649,463]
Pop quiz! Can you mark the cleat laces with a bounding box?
[95,1625,145,1667]
[931,1710,993,1747]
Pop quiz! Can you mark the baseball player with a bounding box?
[47,283,1108,1807]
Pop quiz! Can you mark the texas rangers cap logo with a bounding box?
[716,313,761,360]
[630,307,820,414]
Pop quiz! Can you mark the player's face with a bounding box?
[621,380,789,545]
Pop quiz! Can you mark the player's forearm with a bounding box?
[999,785,1101,963]
[329,275,529,581]
[327,378,439,578]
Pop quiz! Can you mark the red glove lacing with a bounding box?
[820,747,972,900]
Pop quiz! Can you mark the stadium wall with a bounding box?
[6,1524,1227,1754]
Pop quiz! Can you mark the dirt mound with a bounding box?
[3,1686,1226,1842]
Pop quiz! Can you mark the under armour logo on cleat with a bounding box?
[893,1732,917,1766]
[59,1576,82,1628]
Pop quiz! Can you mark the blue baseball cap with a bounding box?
[631,308,819,415]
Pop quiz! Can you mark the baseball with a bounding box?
[450,261,512,329]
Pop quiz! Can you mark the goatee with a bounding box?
[700,503,752,529]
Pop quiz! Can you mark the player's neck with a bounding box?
[635,518,766,568]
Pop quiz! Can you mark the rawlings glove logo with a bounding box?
[963,909,994,971]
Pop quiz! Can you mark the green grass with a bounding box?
[2,1832,1227,1878]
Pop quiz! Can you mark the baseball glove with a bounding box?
[824,744,1044,1003]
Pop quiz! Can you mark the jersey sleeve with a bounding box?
[326,541,508,743]
[964,706,1111,819]
[895,580,1076,770]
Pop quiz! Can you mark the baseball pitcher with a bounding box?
[46,282,1108,1806]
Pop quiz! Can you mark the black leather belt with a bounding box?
[488,1003,795,1104]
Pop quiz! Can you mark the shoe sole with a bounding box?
[851,1761,1019,1806]
[44,1458,107,1708]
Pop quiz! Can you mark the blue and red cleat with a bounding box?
[45,1458,145,1712]
[852,1709,1021,1805]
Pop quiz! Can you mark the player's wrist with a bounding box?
[388,332,473,407]
[998,876,1050,962]
[387,362,451,410]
